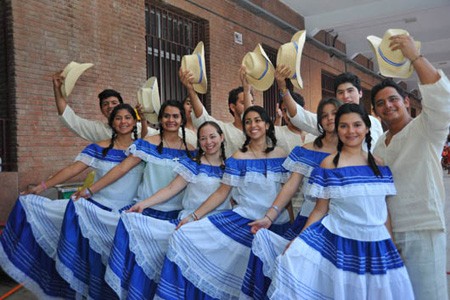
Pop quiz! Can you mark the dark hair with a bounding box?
[313,98,342,149]
[333,103,381,177]
[182,95,190,105]
[228,86,244,116]
[195,121,226,169]
[240,106,277,153]
[279,91,305,108]
[370,78,408,110]
[333,72,362,94]
[98,89,124,108]
[156,100,191,158]
[103,103,138,156]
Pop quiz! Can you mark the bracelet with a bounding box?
[410,54,423,64]
[192,212,199,221]
[40,181,47,191]
[270,205,280,215]
[279,87,289,98]
[265,214,274,223]
[86,187,94,197]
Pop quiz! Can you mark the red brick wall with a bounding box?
[6,0,388,213]
[12,0,147,190]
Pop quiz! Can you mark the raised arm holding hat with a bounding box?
[52,62,157,142]
[371,31,449,300]
[180,42,257,157]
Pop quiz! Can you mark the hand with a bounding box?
[135,103,146,118]
[20,184,44,195]
[176,215,193,230]
[179,68,195,91]
[275,65,291,87]
[389,34,419,61]
[127,202,146,213]
[239,65,250,89]
[248,216,272,234]
[71,188,89,201]
[52,71,64,89]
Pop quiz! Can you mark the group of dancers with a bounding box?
[1,30,449,300]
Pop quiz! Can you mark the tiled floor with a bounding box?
[1,172,450,299]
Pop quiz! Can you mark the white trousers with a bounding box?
[394,230,448,300]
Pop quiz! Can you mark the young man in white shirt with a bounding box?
[372,33,450,300]
[52,72,155,142]
[277,69,383,149]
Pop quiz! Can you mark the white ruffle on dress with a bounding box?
[111,158,231,300]
[268,165,414,300]
[105,139,194,298]
[155,157,291,300]
[241,146,331,299]
[55,144,144,299]
[0,144,143,299]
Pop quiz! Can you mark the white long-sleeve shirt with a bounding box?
[374,70,450,232]
[59,105,158,142]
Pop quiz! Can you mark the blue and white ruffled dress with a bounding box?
[104,139,194,298]
[109,158,231,300]
[241,146,330,300]
[55,144,145,300]
[0,144,141,299]
[268,165,414,300]
[155,157,291,300]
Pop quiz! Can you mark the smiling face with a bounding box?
[335,82,362,104]
[100,96,121,118]
[198,124,224,155]
[319,103,338,134]
[112,108,136,135]
[244,110,269,141]
[337,112,369,148]
[160,105,182,132]
[373,86,410,126]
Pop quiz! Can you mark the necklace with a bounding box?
[203,154,213,165]
[249,145,267,159]
[114,139,131,149]
[249,145,267,176]
[163,137,183,162]
[163,137,183,150]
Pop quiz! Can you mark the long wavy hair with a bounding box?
[313,97,342,149]
[240,106,276,153]
[103,103,138,156]
[156,100,191,158]
[195,121,226,169]
[332,103,381,177]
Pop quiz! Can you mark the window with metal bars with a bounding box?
[321,71,336,99]
[145,2,207,108]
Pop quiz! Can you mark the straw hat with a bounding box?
[181,42,207,94]
[367,29,421,78]
[276,30,306,89]
[242,44,275,91]
[61,61,94,98]
[137,77,161,124]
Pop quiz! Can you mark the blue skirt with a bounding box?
[0,196,76,299]
[105,208,180,300]
[241,214,308,299]
[56,199,119,299]
[156,210,290,300]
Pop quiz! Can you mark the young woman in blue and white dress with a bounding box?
[240,97,341,299]
[62,100,194,299]
[0,103,144,300]
[104,121,231,300]
[154,106,292,300]
[268,103,414,299]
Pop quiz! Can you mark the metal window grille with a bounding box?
[0,118,9,171]
[321,71,336,99]
[145,2,206,106]
[262,45,278,122]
